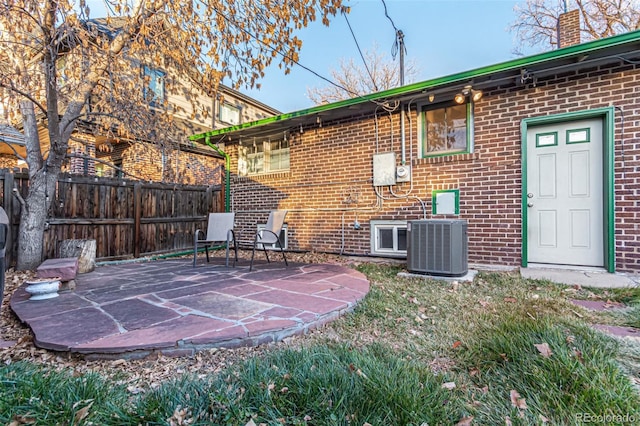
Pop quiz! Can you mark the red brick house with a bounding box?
[191,25,640,273]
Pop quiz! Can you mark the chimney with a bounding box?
[557,9,581,48]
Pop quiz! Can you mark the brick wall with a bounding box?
[0,155,18,169]
[92,142,222,185]
[225,59,640,272]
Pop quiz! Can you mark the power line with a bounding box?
[203,6,362,100]
[380,0,405,60]
[199,5,398,112]
[343,12,379,92]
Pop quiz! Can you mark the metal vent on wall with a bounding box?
[406,220,468,277]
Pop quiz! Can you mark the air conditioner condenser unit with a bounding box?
[406,219,468,277]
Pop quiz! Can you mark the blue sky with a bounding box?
[243,0,537,113]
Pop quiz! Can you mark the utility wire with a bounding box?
[202,6,359,98]
[343,12,379,92]
[203,5,398,110]
[380,0,405,60]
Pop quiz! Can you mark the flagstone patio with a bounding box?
[10,258,370,360]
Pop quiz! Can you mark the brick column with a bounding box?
[557,9,581,48]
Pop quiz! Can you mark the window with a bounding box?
[256,224,288,250]
[370,220,407,257]
[239,138,290,176]
[113,159,124,179]
[421,102,471,156]
[219,103,241,125]
[142,66,165,107]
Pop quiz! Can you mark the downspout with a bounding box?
[205,136,231,212]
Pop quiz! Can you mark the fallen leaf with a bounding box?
[534,342,553,358]
[127,385,145,394]
[503,297,517,303]
[539,414,550,423]
[442,381,456,390]
[500,353,509,362]
[9,415,36,425]
[510,390,527,410]
[74,400,94,423]
[505,416,512,426]
[478,300,490,307]
[456,416,474,425]
[245,420,257,426]
[573,349,584,364]
[453,340,462,349]
[604,299,624,309]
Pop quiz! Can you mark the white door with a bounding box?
[526,119,603,267]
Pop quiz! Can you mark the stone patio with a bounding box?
[10,258,370,360]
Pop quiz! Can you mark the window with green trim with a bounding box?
[238,138,289,176]
[421,102,471,156]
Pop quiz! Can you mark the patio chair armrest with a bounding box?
[195,229,206,243]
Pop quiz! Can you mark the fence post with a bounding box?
[134,182,141,258]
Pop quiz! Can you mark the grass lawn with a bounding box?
[1,263,639,425]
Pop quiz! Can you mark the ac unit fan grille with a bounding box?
[407,220,468,277]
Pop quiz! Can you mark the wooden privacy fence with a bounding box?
[0,169,223,266]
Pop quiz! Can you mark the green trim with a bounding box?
[190,30,640,141]
[521,107,615,272]
[205,136,231,212]
[535,131,558,147]
[432,189,460,215]
[420,102,471,157]
[566,127,591,144]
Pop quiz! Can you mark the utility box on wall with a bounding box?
[406,219,468,277]
[372,152,396,186]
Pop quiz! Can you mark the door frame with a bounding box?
[521,107,615,272]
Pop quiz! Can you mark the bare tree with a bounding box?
[307,44,419,105]
[0,0,347,270]
[512,0,640,51]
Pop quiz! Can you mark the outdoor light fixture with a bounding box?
[454,85,483,104]
[470,88,483,102]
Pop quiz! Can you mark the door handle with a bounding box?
[527,202,534,208]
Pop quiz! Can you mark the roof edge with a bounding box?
[190,29,640,141]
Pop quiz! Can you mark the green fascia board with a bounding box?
[190,29,640,141]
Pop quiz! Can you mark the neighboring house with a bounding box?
[191,11,640,273]
[83,81,279,185]
[0,18,280,186]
